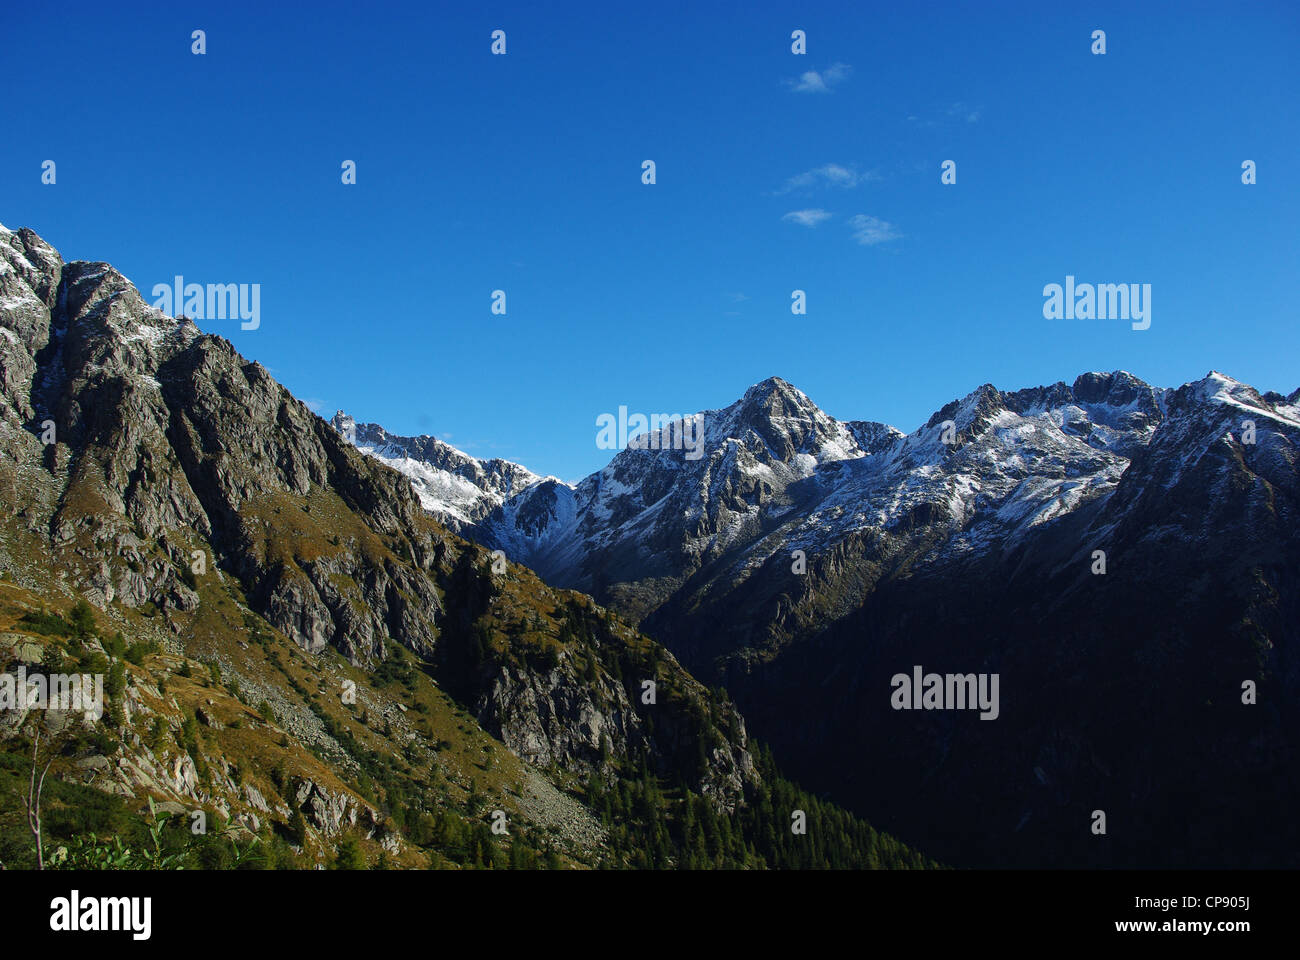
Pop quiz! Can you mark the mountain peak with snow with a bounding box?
[327,368,1299,621]
[331,410,548,528]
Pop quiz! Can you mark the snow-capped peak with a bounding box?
[331,411,552,528]
[334,370,1298,609]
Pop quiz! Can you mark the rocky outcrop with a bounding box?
[479,657,642,771]
[476,646,755,807]
[294,777,360,837]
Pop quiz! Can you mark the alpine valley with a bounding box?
[2,223,1296,870]
[338,348,1300,868]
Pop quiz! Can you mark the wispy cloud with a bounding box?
[303,398,325,413]
[848,215,901,246]
[908,102,982,127]
[782,209,833,228]
[727,292,750,303]
[786,62,852,93]
[776,163,875,195]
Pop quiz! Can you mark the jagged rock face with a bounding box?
[1,225,446,663]
[0,225,759,808]
[294,778,360,837]
[481,658,641,769]
[476,647,753,808]
[0,230,59,424]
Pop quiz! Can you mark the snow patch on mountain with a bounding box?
[331,412,562,530]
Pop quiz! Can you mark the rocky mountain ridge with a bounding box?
[342,364,1296,637]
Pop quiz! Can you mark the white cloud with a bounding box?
[823,63,852,84]
[786,62,852,93]
[782,209,833,227]
[777,163,875,194]
[848,215,901,246]
[909,102,982,127]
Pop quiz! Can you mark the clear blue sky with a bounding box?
[3,1,1296,481]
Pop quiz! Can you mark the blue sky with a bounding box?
[3,1,1297,481]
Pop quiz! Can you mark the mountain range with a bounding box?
[335,348,1300,867]
[2,221,1296,869]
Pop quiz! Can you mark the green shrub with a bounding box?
[147,717,169,749]
[331,835,367,870]
[18,608,72,637]
[125,640,157,665]
[67,600,96,639]
[102,631,127,658]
